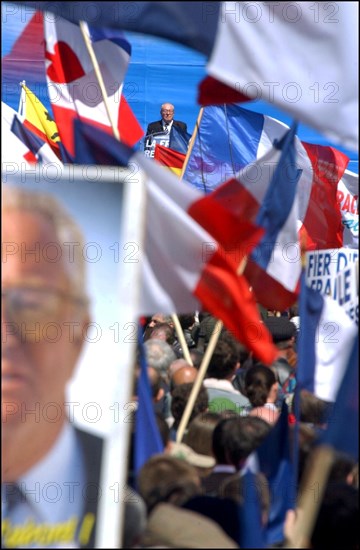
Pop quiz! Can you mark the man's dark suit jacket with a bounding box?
[146,119,187,136]
[76,427,103,548]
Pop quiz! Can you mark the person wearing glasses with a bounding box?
[2,186,102,548]
[145,103,187,137]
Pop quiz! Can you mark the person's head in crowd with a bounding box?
[2,186,90,480]
[206,340,239,381]
[144,339,176,384]
[264,316,297,363]
[299,389,331,426]
[328,452,358,486]
[178,313,196,331]
[137,454,201,513]
[311,482,359,549]
[170,365,198,392]
[212,416,271,469]
[167,441,215,477]
[196,313,224,351]
[245,364,278,408]
[220,471,271,526]
[170,383,209,431]
[168,358,191,379]
[245,364,279,424]
[148,322,176,345]
[147,313,173,330]
[184,411,222,458]
[147,366,165,403]
[219,330,250,367]
[219,330,253,395]
[189,348,204,369]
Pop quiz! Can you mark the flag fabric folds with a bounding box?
[256,401,296,546]
[337,170,359,249]
[15,1,222,56]
[43,13,144,156]
[18,83,62,159]
[2,101,37,166]
[189,123,302,310]
[168,124,192,155]
[297,272,358,402]
[238,471,266,549]
[200,2,358,152]
[134,333,164,476]
[2,100,61,166]
[183,105,289,192]
[20,1,358,151]
[154,144,185,176]
[73,121,279,365]
[320,335,358,460]
[183,105,349,252]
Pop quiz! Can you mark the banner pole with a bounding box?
[180,107,203,180]
[79,21,120,140]
[176,256,248,443]
[171,314,193,366]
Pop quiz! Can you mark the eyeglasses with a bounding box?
[2,286,87,327]
[161,110,174,114]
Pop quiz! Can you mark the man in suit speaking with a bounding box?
[146,103,187,137]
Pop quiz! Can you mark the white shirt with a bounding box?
[162,119,173,132]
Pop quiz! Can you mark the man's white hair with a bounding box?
[2,185,89,302]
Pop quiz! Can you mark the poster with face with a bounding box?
[2,165,145,548]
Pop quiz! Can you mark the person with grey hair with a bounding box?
[2,185,102,548]
[143,339,177,422]
[146,103,187,137]
[143,339,177,383]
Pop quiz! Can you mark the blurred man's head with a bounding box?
[2,187,90,430]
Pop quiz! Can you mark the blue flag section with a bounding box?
[169,124,192,155]
[297,272,324,394]
[74,119,134,166]
[134,332,164,477]
[257,402,296,546]
[238,471,266,549]
[13,1,221,56]
[183,105,264,192]
[252,123,301,270]
[320,336,359,460]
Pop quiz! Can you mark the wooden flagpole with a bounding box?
[79,21,120,140]
[176,256,248,443]
[171,314,193,366]
[180,107,204,180]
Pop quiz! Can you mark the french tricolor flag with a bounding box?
[19,2,358,152]
[43,14,144,156]
[74,120,279,365]
[192,123,302,310]
[183,105,349,254]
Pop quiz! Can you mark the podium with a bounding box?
[143,131,170,158]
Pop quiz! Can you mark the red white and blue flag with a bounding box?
[337,170,359,249]
[20,1,358,152]
[43,14,144,156]
[183,105,349,253]
[73,120,279,365]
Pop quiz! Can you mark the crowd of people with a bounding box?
[2,177,358,548]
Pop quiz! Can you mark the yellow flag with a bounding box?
[20,83,61,147]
